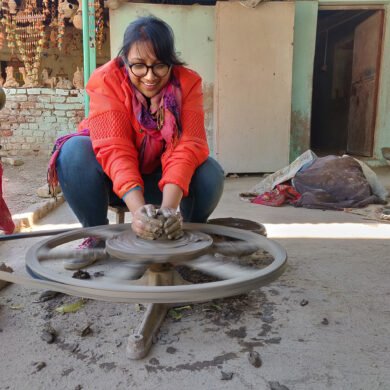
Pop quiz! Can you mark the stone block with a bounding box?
[4,88,17,94]
[56,117,70,124]
[43,117,56,123]
[7,95,27,102]
[27,88,42,95]
[54,103,83,110]
[37,95,51,103]
[16,89,27,94]
[55,89,70,96]
[51,96,66,103]
[66,96,84,103]
[1,157,24,166]
[54,110,66,117]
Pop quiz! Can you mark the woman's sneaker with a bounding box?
[63,237,105,270]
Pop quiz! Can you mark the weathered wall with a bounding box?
[110,3,216,153]
[214,1,295,173]
[0,88,84,156]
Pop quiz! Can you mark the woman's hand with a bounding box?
[158,207,183,240]
[131,204,163,240]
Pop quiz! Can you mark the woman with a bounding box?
[54,16,224,269]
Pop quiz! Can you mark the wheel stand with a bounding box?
[127,264,189,359]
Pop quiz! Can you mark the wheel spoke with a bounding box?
[185,255,255,280]
[104,264,147,281]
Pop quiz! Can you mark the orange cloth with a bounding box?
[81,59,209,198]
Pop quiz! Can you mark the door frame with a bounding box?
[290,1,389,164]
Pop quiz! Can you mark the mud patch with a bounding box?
[99,362,116,371]
[226,326,247,339]
[145,352,238,373]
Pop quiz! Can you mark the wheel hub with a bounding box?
[105,230,213,263]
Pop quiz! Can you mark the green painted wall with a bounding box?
[290,1,318,161]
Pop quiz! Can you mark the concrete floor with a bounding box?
[0,171,390,390]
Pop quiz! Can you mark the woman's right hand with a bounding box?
[131,204,163,240]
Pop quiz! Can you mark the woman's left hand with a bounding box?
[158,207,183,240]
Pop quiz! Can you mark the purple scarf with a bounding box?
[131,75,182,174]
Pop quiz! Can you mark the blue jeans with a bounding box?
[56,136,225,227]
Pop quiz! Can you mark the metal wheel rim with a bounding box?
[25,223,287,303]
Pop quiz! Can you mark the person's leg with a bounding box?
[180,157,225,223]
[142,169,163,206]
[56,136,110,227]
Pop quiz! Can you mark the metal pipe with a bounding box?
[82,0,91,116]
[88,0,97,75]
[0,228,77,241]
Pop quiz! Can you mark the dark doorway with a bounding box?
[311,9,384,157]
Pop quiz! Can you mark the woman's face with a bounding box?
[126,41,171,98]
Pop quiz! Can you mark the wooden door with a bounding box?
[347,11,383,156]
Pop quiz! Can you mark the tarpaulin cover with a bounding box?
[292,155,386,210]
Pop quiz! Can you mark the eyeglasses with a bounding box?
[126,62,171,78]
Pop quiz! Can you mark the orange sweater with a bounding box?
[82,59,209,198]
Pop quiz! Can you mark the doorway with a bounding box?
[310,9,384,157]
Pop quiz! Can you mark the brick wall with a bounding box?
[0,88,85,156]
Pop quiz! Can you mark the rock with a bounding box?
[37,183,61,198]
[35,290,62,302]
[248,351,262,368]
[32,361,47,372]
[0,263,13,273]
[79,323,93,337]
[1,157,24,166]
[221,371,234,380]
[269,381,290,390]
[41,324,57,344]
[72,270,91,280]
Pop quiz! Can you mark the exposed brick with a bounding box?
[20,101,37,109]
[1,89,84,156]
[0,130,13,137]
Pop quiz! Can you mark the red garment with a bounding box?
[0,163,15,234]
[251,184,301,207]
[83,59,209,198]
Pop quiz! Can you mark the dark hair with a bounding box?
[118,16,186,66]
